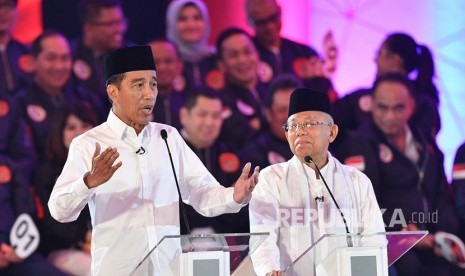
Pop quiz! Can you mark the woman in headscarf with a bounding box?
[166,0,221,92]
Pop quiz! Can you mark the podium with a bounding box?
[282,231,428,276]
[130,232,269,276]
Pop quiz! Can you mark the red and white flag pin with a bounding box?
[344,155,365,171]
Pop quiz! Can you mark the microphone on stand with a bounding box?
[161,129,191,234]
[304,155,353,247]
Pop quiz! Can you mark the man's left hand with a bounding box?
[233,163,259,204]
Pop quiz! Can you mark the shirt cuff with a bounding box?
[75,177,96,197]
[224,187,246,212]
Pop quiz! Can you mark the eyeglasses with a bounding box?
[90,18,128,28]
[283,121,332,132]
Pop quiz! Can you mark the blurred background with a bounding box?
[13,0,464,179]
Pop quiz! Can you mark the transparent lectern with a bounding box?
[282,231,428,276]
[130,232,269,276]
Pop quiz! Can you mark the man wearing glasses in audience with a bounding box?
[71,0,132,120]
[245,0,321,83]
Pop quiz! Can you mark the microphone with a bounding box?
[135,146,146,155]
[160,129,191,234]
[304,155,353,247]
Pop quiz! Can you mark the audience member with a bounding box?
[33,103,98,276]
[337,74,459,276]
[245,0,321,83]
[333,32,441,146]
[178,91,243,233]
[14,30,92,161]
[0,94,65,275]
[238,74,298,170]
[148,38,186,129]
[0,0,32,96]
[72,0,131,117]
[166,0,220,91]
[216,27,267,150]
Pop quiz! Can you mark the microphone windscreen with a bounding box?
[160,129,168,140]
[304,156,313,163]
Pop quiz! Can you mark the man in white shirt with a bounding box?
[249,88,385,276]
[48,46,259,275]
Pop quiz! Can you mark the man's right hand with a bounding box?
[84,142,122,188]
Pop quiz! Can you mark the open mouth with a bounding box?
[142,105,153,114]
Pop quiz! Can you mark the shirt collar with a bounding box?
[106,110,152,140]
[294,152,333,181]
[404,125,420,163]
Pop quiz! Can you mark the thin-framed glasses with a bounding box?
[283,121,332,132]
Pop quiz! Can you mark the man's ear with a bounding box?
[107,84,118,103]
[264,108,273,124]
[179,107,188,127]
[217,59,226,73]
[329,124,339,143]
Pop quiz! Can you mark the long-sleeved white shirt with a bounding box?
[48,111,244,275]
[249,154,386,276]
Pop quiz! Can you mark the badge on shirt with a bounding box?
[236,100,255,116]
[221,106,232,119]
[18,54,34,73]
[205,69,225,91]
[249,117,261,130]
[344,155,365,171]
[268,151,285,165]
[10,213,40,259]
[172,75,186,92]
[27,104,47,123]
[358,94,372,112]
[219,152,240,173]
[0,100,9,117]
[73,59,91,81]
[257,61,273,83]
[0,165,12,184]
[379,143,393,163]
[453,163,465,180]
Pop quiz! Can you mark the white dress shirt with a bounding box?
[249,154,386,276]
[49,111,244,275]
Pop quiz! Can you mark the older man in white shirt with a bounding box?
[249,88,385,276]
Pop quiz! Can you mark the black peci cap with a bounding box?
[104,45,156,82]
[288,88,332,118]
